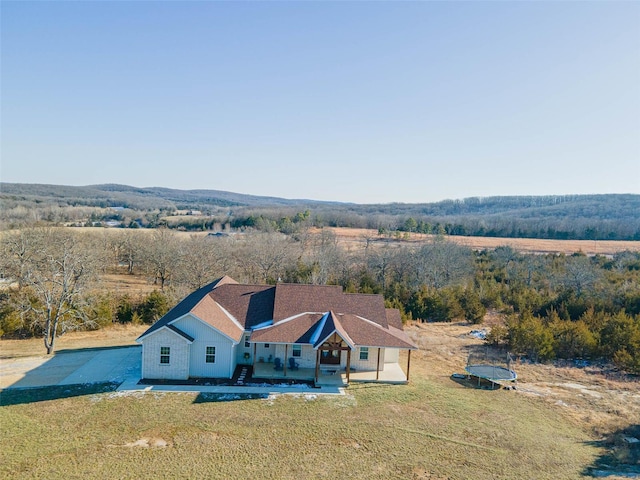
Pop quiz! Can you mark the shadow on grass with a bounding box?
[583,425,640,478]
[193,392,269,403]
[0,381,120,406]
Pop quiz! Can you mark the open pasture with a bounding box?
[2,322,637,479]
[314,227,640,256]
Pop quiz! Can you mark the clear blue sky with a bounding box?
[2,1,639,204]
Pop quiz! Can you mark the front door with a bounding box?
[320,349,341,365]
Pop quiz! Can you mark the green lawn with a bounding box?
[0,374,600,479]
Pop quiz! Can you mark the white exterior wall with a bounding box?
[296,345,316,368]
[254,343,275,363]
[350,347,386,372]
[235,332,253,366]
[174,315,236,378]
[141,329,190,380]
[272,344,315,369]
[384,348,400,363]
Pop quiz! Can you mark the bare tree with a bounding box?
[109,229,144,274]
[303,229,342,285]
[140,228,181,290]
[366,245,398,291]
[557,255,602,296]
[413,236,473,288]
[1,228,98,354]
[234,232,299,283]
[175,234,229,289]
[0,229,37,290]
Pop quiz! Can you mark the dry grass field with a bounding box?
[2,228,638,478]
[0,324,147,360]
[312,227,640,256]
[406,322,640,438]
[97,273,160,296]
[2,321,638,479]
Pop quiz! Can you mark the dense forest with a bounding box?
[2,183,639,240]
[1,228,638,373]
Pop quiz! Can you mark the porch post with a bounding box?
[407,349,412,382]
[253,343,257,368]
[315,349,320,383]
[283,344,288,376]
[376,347,381,380]
[346,349,351,383]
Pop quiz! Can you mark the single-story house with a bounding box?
[136,276,417,385]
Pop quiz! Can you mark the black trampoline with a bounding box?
[465,364,517,383]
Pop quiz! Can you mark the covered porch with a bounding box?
[251,356,410,386]
[252,362,347,386]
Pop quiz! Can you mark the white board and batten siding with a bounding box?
[384,348,399,363]
[141,328,190,380]
[351,347,386,371]
[173,315,237,379]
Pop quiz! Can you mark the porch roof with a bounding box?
[249,310,417,350]
[250,313,324,344]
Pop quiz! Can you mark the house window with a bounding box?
[245,336,250,348]
[359,347,369,361]
[160,346,170,364]
[292,345,301,357]
[264,343,270,348]
[206,346,216,363]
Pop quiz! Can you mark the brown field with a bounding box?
[98,273,159,296]
[21,225,640,256]
[312,227,640,256]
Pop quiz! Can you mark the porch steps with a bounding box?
[236,367,248,385]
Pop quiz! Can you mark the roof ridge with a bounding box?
[276,283,343,289]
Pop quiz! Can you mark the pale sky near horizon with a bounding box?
[2,1,639,204]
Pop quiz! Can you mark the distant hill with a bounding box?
[1,183,639,240]
[359,194,640,222]
[0,182,342,210]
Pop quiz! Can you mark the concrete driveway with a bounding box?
[0,346,141,389]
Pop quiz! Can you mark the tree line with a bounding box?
[3,183,639,241]
[0,228,638,373]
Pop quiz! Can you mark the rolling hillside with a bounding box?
[1,182,639,240]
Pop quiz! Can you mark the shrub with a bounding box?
[137,291,170,324]
[0,301,23,338]
[485,324,508,347]
[87,294,117,329]
[116,296,135,323]
[460,288,486,324]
